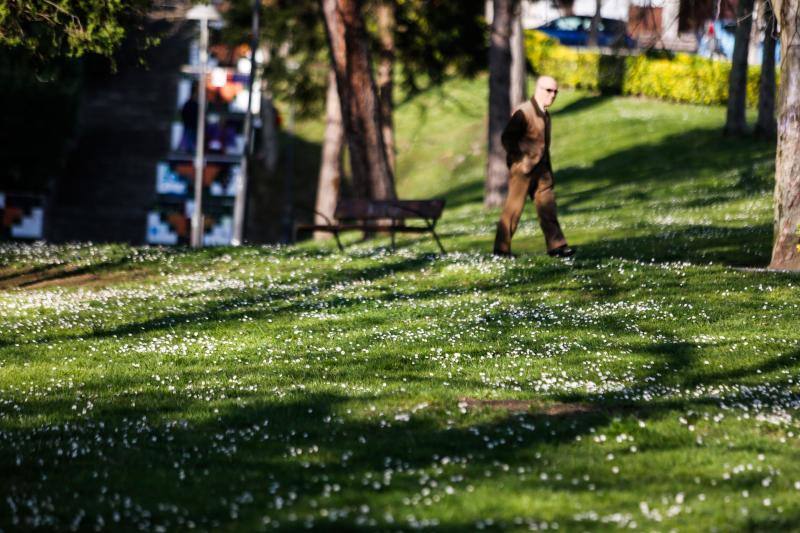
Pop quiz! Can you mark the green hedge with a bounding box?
[525,30,770,107]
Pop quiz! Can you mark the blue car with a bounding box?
[536,16,636,48]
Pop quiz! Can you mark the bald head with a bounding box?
[534,76,559,110]
[536,76,557,90]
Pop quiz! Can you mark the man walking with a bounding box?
[493,76,574,258]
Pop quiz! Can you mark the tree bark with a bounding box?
[320,0,396,200]
[588,0,602,47]
[376,0,396,173]
[769,0,800,269]
[555,0,575,16]
[509,2,527,108]
[314,69,345,240]
[247,88,280,244]
[724,0,755,136]
[257,89,279,175]
[754,0,777,139]
[485,0,516,208]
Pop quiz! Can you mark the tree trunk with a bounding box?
[754,0,777,139]
[509,2,527,107]
[769,0,800,269]
[247,88,280,244]
[376,0,396,173]
[588,0,602,47]
[320,0,396,200]
[555,0,575,16]
[257,89,279,175]
[314,69,345,240]
[485,0,516,208]
[724,0,755,136]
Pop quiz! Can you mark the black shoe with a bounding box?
[493,250,517,259]
[547,245,575,258]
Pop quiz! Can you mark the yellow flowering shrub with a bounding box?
[525,31,602,91]
[526,30,772,107]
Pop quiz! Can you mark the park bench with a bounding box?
[297,198,446,253]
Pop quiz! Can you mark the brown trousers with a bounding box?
[493,166,567,254]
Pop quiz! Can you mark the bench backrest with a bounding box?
[334,199,445,221]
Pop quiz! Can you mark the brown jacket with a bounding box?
[501,99,551,176]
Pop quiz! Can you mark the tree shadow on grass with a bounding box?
[0,248,157,289]
[0,251,577,350]
[5,345,800,531]
[685,346,800,388]
[4,243,799,529]
[439,126,773,247]
[545,126,775,267]
[2,251,525,347]
[577,223,773,266]
[0,389,607,529]
[555,127,773,214]
[438,179,485,209]
[0,253,438,345]
[551,94,611,117]
[1,255,141,289]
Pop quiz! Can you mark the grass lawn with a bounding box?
[2,77,800,531]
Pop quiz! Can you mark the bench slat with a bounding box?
[297,224,434,234]
[295,197,446,253]
[334,199,444,220]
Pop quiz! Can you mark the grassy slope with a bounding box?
[388,77,775,264]
[2,77,800,531]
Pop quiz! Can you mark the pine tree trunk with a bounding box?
[320,0,396,200]
[556,0,575,16]
[257,90,279,175]
[376,0,396,173]
[769,0,800,269]
[485,0,516,208]
[314,69,345,240]
[247,89,280,244]
[509,2,527,108]
[754,0,777,139]
[724,0,755,136]
[588,0,602,47]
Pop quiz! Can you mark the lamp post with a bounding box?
[231,0,261,246]
[186,4,222,248]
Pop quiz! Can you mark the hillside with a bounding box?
[2,80,799,531]
[295,75,775,265]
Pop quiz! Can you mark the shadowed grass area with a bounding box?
[2,78,799,531]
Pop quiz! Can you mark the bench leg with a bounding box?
[424,218,446,254]
[431,229,446,254]
[333,231,344,252]
[391,230,396,251]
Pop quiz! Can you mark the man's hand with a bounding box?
[501,110,527,155]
